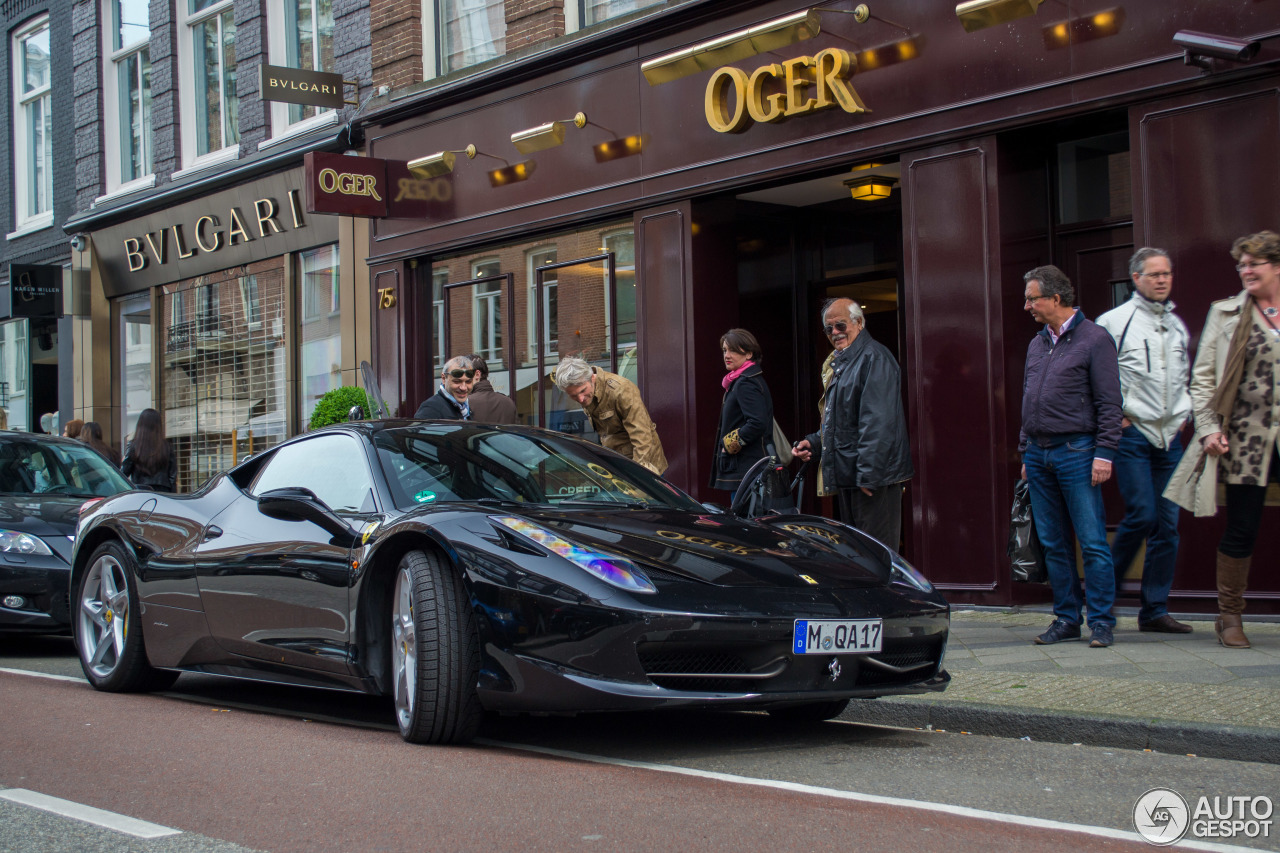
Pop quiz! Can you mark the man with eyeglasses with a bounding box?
[1019,265,1123,648]
[415,356,475,420]
[1096,248,1193,634]
[794,298,913,548]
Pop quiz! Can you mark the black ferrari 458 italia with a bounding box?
[72,421,949,744]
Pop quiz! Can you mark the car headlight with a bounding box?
[889,553,932,592]
[0,529,53,556]
[492,516,657,594]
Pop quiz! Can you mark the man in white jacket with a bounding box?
[1097,248,1194,633]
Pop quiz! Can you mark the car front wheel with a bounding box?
[391,548,482,744]
[74,540,177,692]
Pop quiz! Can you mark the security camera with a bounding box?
[69,234,86,252]
[1173,30,1260,67]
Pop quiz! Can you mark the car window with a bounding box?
[0,439,132,497]
[250,434,375,513]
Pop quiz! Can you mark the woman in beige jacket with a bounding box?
[1183,231,1280,649]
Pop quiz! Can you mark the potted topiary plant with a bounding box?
[308,386,372,431]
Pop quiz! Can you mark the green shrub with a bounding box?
[309,386,372,430]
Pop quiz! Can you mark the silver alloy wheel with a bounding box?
[78,553,130,678]
[392,565,417,730]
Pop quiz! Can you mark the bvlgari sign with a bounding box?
[259,64,347,110]
[703,48,868,133]
[94,166,339,298]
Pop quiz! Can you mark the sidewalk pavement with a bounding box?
[841,608,1280,765]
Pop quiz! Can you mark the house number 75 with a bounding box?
[378,287,397,309]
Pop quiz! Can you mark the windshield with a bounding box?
[0,438,133,497]
[373,425,704,512]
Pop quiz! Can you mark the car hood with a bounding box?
[0,494,86,562]
[500,507,893,588]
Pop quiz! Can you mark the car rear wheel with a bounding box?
[391,548,482,744]
[74,541,177,692]
[766,699,850,722]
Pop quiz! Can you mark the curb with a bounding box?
[841,698,1280,765]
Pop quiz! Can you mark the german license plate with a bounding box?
[792,619,883,655]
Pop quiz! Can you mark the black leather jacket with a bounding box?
[804,331,913,491]
[121,441,178,492]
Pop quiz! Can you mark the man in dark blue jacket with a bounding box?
[1020,265,1123,648]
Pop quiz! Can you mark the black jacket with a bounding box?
[121,440,178,492]
[414,387,470,420]
[710,364,773,491]
[804,330,913,491]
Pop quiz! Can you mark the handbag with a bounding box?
[1164,438,1219,517]
[1008,479,1048,583]
[771,419,794,465]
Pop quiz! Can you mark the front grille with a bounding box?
[856,638,943,687]
[638,649,750,675]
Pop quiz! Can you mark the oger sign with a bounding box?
[704,47,868,134]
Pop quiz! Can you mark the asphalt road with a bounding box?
[2,634,1276,852]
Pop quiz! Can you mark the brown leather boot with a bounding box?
[1215,551,1252,649]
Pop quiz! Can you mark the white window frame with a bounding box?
[177,0,239,171]
[11,17,53,235]
[601,227,636,354]
[101,0,153,195]
[423,0,505,81]
[264,0,335,139]
[525,247,557,361]
[432,269,447,368]
[471,257,502,365]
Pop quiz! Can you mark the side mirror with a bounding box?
[257,487,359,546]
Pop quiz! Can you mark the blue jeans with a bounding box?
[1024,437,1116,628]
[1111,426,1183,622]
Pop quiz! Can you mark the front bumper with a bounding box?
[0,557,72,632]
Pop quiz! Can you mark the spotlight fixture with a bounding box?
[407,145,478,178]
[641,9,822,85]
[955,0,1042,33]
[844,174,895,201]
[511,113,588,155]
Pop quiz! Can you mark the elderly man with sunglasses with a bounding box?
[794,298,913,549]
[415,356,476,420]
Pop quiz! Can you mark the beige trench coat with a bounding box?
[582,368,669,475]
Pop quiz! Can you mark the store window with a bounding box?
[161,261,285,491]
[120,296,152,451]
[12,17,52,233]
[0,320,29,430]
[581,0,663,27]
[267,0,335,135]
[299,245,341,425]
[433,0,504,76]
[179,0,238,166]
[472,258,502,364]
[526,248,557,361]
[102,0,152,192]
[431,269,447,368]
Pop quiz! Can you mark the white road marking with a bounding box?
[0,666,86,683]
[0,789,181,839]
[476,739,1257,853]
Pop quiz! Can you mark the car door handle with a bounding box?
[203,526,223,542]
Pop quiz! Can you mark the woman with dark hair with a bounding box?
[121,408,177,492]
[79,421,121,467]
[711,328,774,500]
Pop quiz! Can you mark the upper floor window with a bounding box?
[267,0,334,133]
[581,0,663,28]
[102,0,153,191]
[12,17,52,231]
[434,0,505,76]
[179,0,238,166]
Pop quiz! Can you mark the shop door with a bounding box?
[438,271,517,404]
[530,252,626,439]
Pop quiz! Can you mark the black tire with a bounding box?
[73,540,178,692]
[390,548,483,744]
[767,699,850,722]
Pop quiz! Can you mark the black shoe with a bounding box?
[1139,615,1194,634]
[1034,619,1082,645]
[1089,624,1114,648]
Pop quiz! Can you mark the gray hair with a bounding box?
[1129,247,1170,277]
[820,297,864,327]
[1023,265,1074,306]
[554,357,593,391]
[441,355,473,376]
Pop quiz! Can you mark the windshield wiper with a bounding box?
[555,498,652,510]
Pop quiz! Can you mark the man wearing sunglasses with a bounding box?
[415,356,475,420]
[794,298,913,549]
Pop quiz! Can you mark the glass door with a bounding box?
[437,270,516,397]
[119,294,152,454]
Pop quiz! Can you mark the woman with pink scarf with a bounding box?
[711,328,774,500]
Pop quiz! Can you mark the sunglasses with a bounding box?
[446,369,476,379]
[823,321,849,336]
